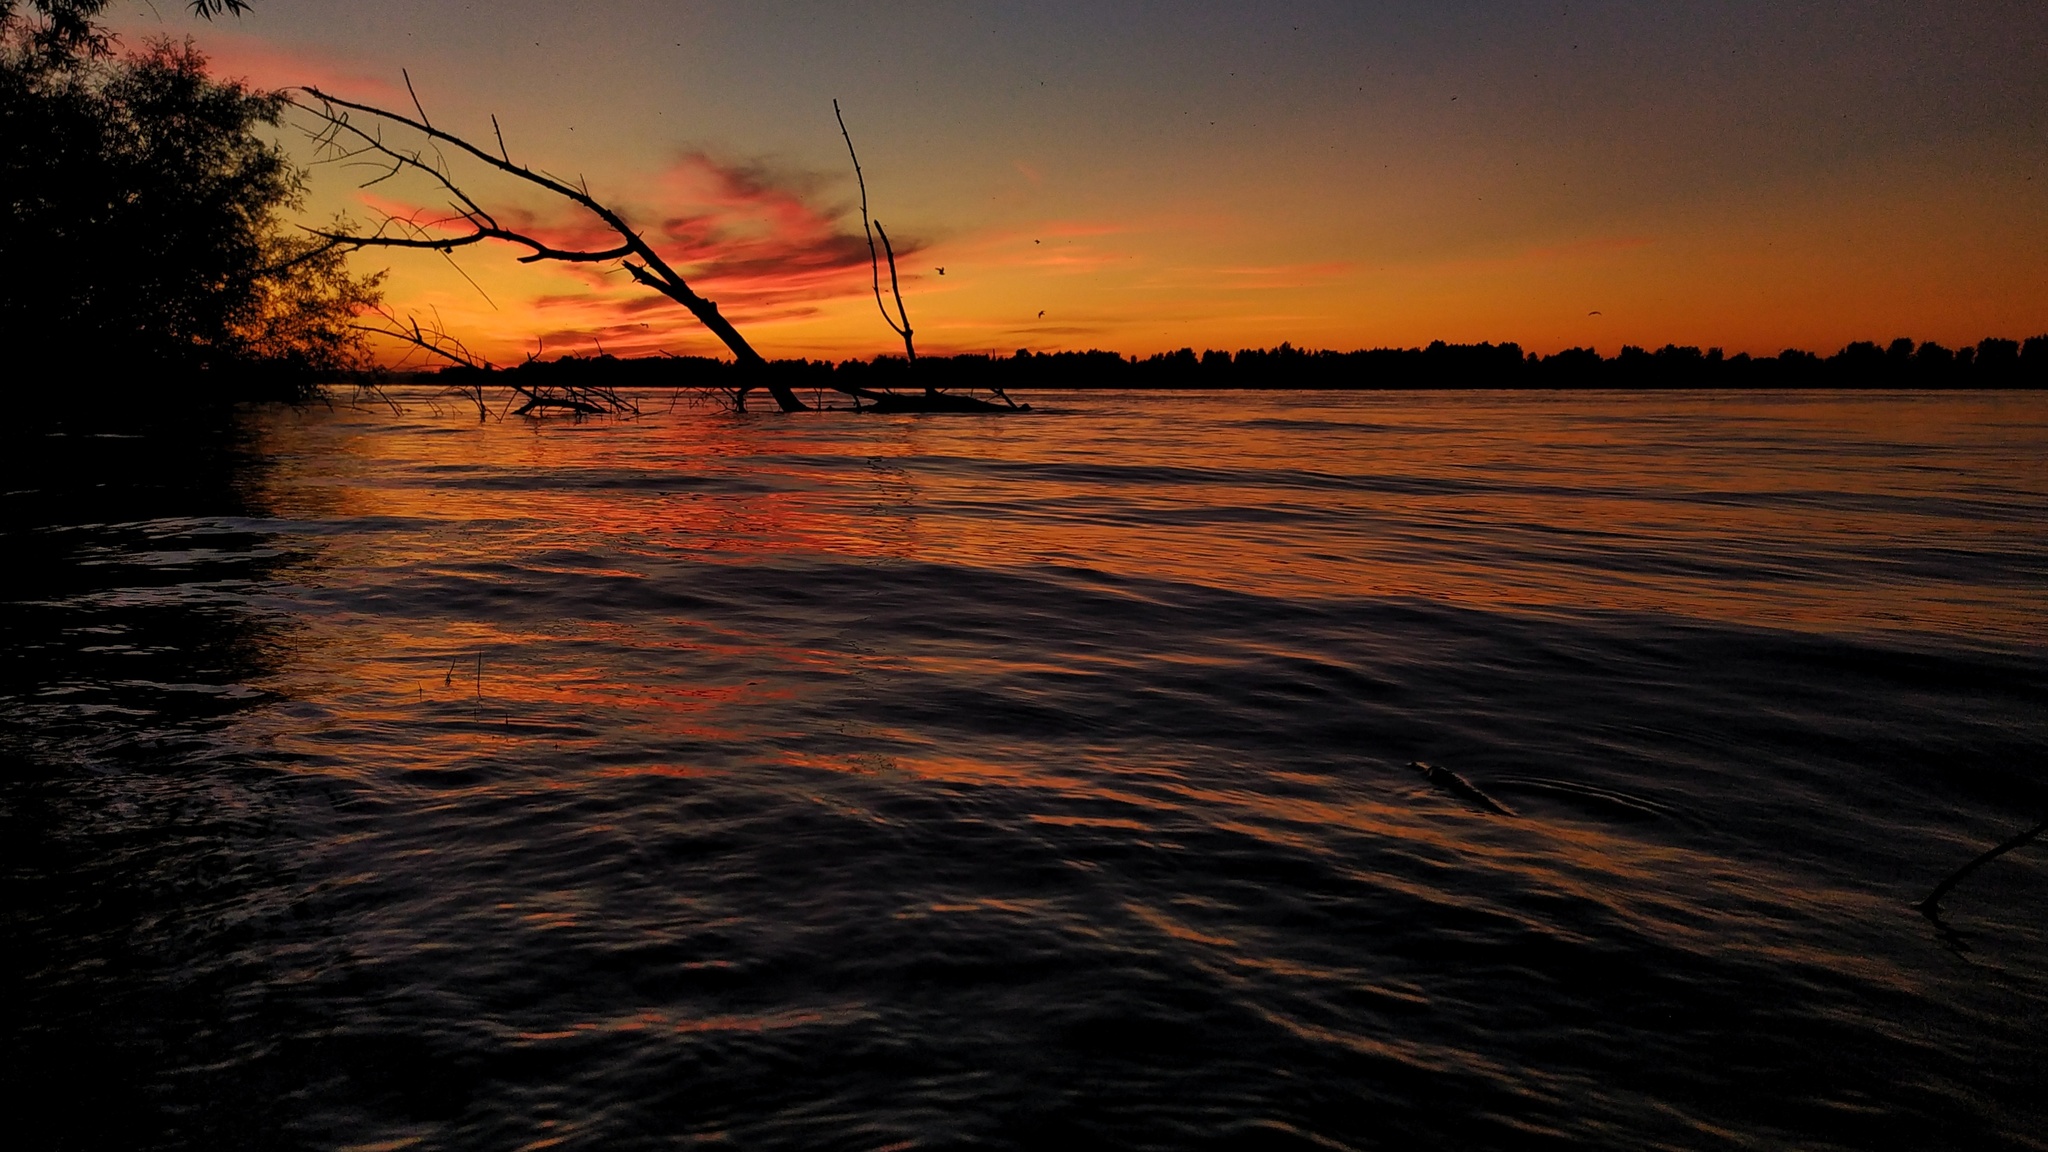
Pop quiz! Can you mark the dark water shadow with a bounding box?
[0,402,317,1149]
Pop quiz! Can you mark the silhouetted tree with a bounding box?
[294,83,810,413]
[1975,338,2020,383]
[297,88,1023,414]
[835,100,919,371]
[1,0,375,392]
[0,1,246,60]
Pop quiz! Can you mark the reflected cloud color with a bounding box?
[11,391,2047,1146]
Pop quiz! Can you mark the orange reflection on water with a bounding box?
[512,1005,869,1044]
[239,389,2047,805]
[255,388,2048,649]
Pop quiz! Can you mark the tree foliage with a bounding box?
[0,0,247,60]
[1,0,378,388]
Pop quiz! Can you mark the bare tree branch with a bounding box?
[293,85,807,412]
[353,304,640,420]
[401,67,432,131]
[835,99,917,365]
[875,219,917,365]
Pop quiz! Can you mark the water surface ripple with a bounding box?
[4,390,2045,1151]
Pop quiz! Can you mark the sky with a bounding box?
[109,0,2048,363]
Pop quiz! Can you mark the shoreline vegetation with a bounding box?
[3,2,380,398]
[395,336,2048,395]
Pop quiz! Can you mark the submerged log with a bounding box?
[855,390,1028,414]
[513,396,605,416]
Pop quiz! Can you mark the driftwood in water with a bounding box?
[836,100,916,368]
[1412,760,1515,816]
[358,307,636,419]
[295,78,807,413]
[854,389,1022,414]
[296,82,1028,417]
[1916,815,2048,919]
[833,101,1024,414]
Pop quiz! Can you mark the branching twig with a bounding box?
[402,68,433,131]
[353,307,641,420]
[292,84,806,412]
[1917,814,2048,923]
[875,220,915,365]
[351,304,495,419]
[835,100,917,368]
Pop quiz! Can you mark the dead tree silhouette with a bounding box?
[294,78,807,413]
[831,99,1021,413]
[355,305,636,419]
[835,100,918,373]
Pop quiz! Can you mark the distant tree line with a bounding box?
[435,334,2048,392]
[1,0,378,395]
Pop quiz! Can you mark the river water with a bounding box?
[4,389,2045,1151]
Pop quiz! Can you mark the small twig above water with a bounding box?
[1916,814,2048,926]
[1412,761,1514,816]
[835,100,917,368]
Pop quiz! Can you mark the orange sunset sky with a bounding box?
[113,0,2048,364]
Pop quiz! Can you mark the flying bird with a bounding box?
[1034,239,1041,244]
[935,267,946,275]
[1588,310,1602,316]
[1037,310,1046,318]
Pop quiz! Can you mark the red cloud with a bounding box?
[175,31,402,102]
[646,152,906,310]
[355,151,905,331]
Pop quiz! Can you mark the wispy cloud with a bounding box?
[355,151,901,338]
[181,31,402,101]
[643,152,904,310]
